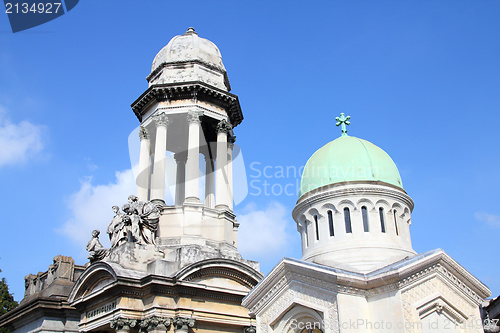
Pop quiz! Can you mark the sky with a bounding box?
[0,0,500,302]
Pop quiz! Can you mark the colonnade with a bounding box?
[136,110,233,210]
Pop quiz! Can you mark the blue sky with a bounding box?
[1,0,500,302]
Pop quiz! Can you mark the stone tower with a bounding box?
[0,28,261,333]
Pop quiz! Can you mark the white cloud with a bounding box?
[0,106,45,167]
[58,169,137,247]
[237,201,297,265]
[475,212,500,228]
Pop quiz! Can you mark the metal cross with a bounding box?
[335,113,351,136]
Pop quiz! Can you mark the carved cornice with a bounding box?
[138,126,149,140]
[187,110,203,124]
[216,119,232,134]
[152,112,169,127]
[131,82,243,127]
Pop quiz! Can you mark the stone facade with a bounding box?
[0,28,260,333]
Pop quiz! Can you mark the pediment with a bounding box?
[68,262,118,303]
[176,258,262,292]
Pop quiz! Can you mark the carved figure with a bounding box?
[107,206,128,248]
[127,195,160,245]
[122,203,141,243]
[86,230,108,262]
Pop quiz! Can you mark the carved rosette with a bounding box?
[138,316,171,332]
[187,110,203,124]
[110,317,138,332]
[244,326,257,333]
[172,317,195,331]
[153,112,169,127]
[216,119,232,134]
[139,126,150,140]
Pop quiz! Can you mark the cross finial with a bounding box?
[335,113,351,136]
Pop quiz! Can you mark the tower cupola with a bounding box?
[293,114,415,272]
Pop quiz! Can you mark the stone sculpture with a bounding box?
[106,195,160,248]
[106,206,128,248]
[86,230,108,262]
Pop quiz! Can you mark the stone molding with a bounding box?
[216,119,232,134]
[139,126,149,140]
[152,112,169,127]
[131,82,243,127]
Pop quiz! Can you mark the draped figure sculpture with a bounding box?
[106,195,160,248]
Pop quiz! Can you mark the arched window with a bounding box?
[304,221,309,247]
[328,210,334,236]
[362,206,369,232]
[393,210,399,236]
[314,215,320,241]
[344,207,352,233]
[379,207,386,233]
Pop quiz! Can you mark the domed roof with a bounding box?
[299,135,404,197]
[151,27,226,75]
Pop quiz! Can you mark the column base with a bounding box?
[184,196,201,204]
[215,204,230,211]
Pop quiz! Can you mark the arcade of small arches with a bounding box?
[299,199,412,248]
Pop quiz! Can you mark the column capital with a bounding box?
[138,316,171,333]
[187,110,203,124]
[244,327,257,333]
[153,112,169,127]
[216,119,232,134]
[110,317,138,331]
[139,126,150,140]
[172,317,195,331]
[229,135,236,144]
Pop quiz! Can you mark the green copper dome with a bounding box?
[299,135,404,197]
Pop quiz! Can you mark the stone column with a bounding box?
[204,152,215,208]
[172,317,195,333]
[244,327,257,333]
[215,120,231,209]
[150,112,169,205]
[227,136,235,211]
[110,318,138,333]
[174,152,187,206]
[185,111,202,203]
[137,126,151,201]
